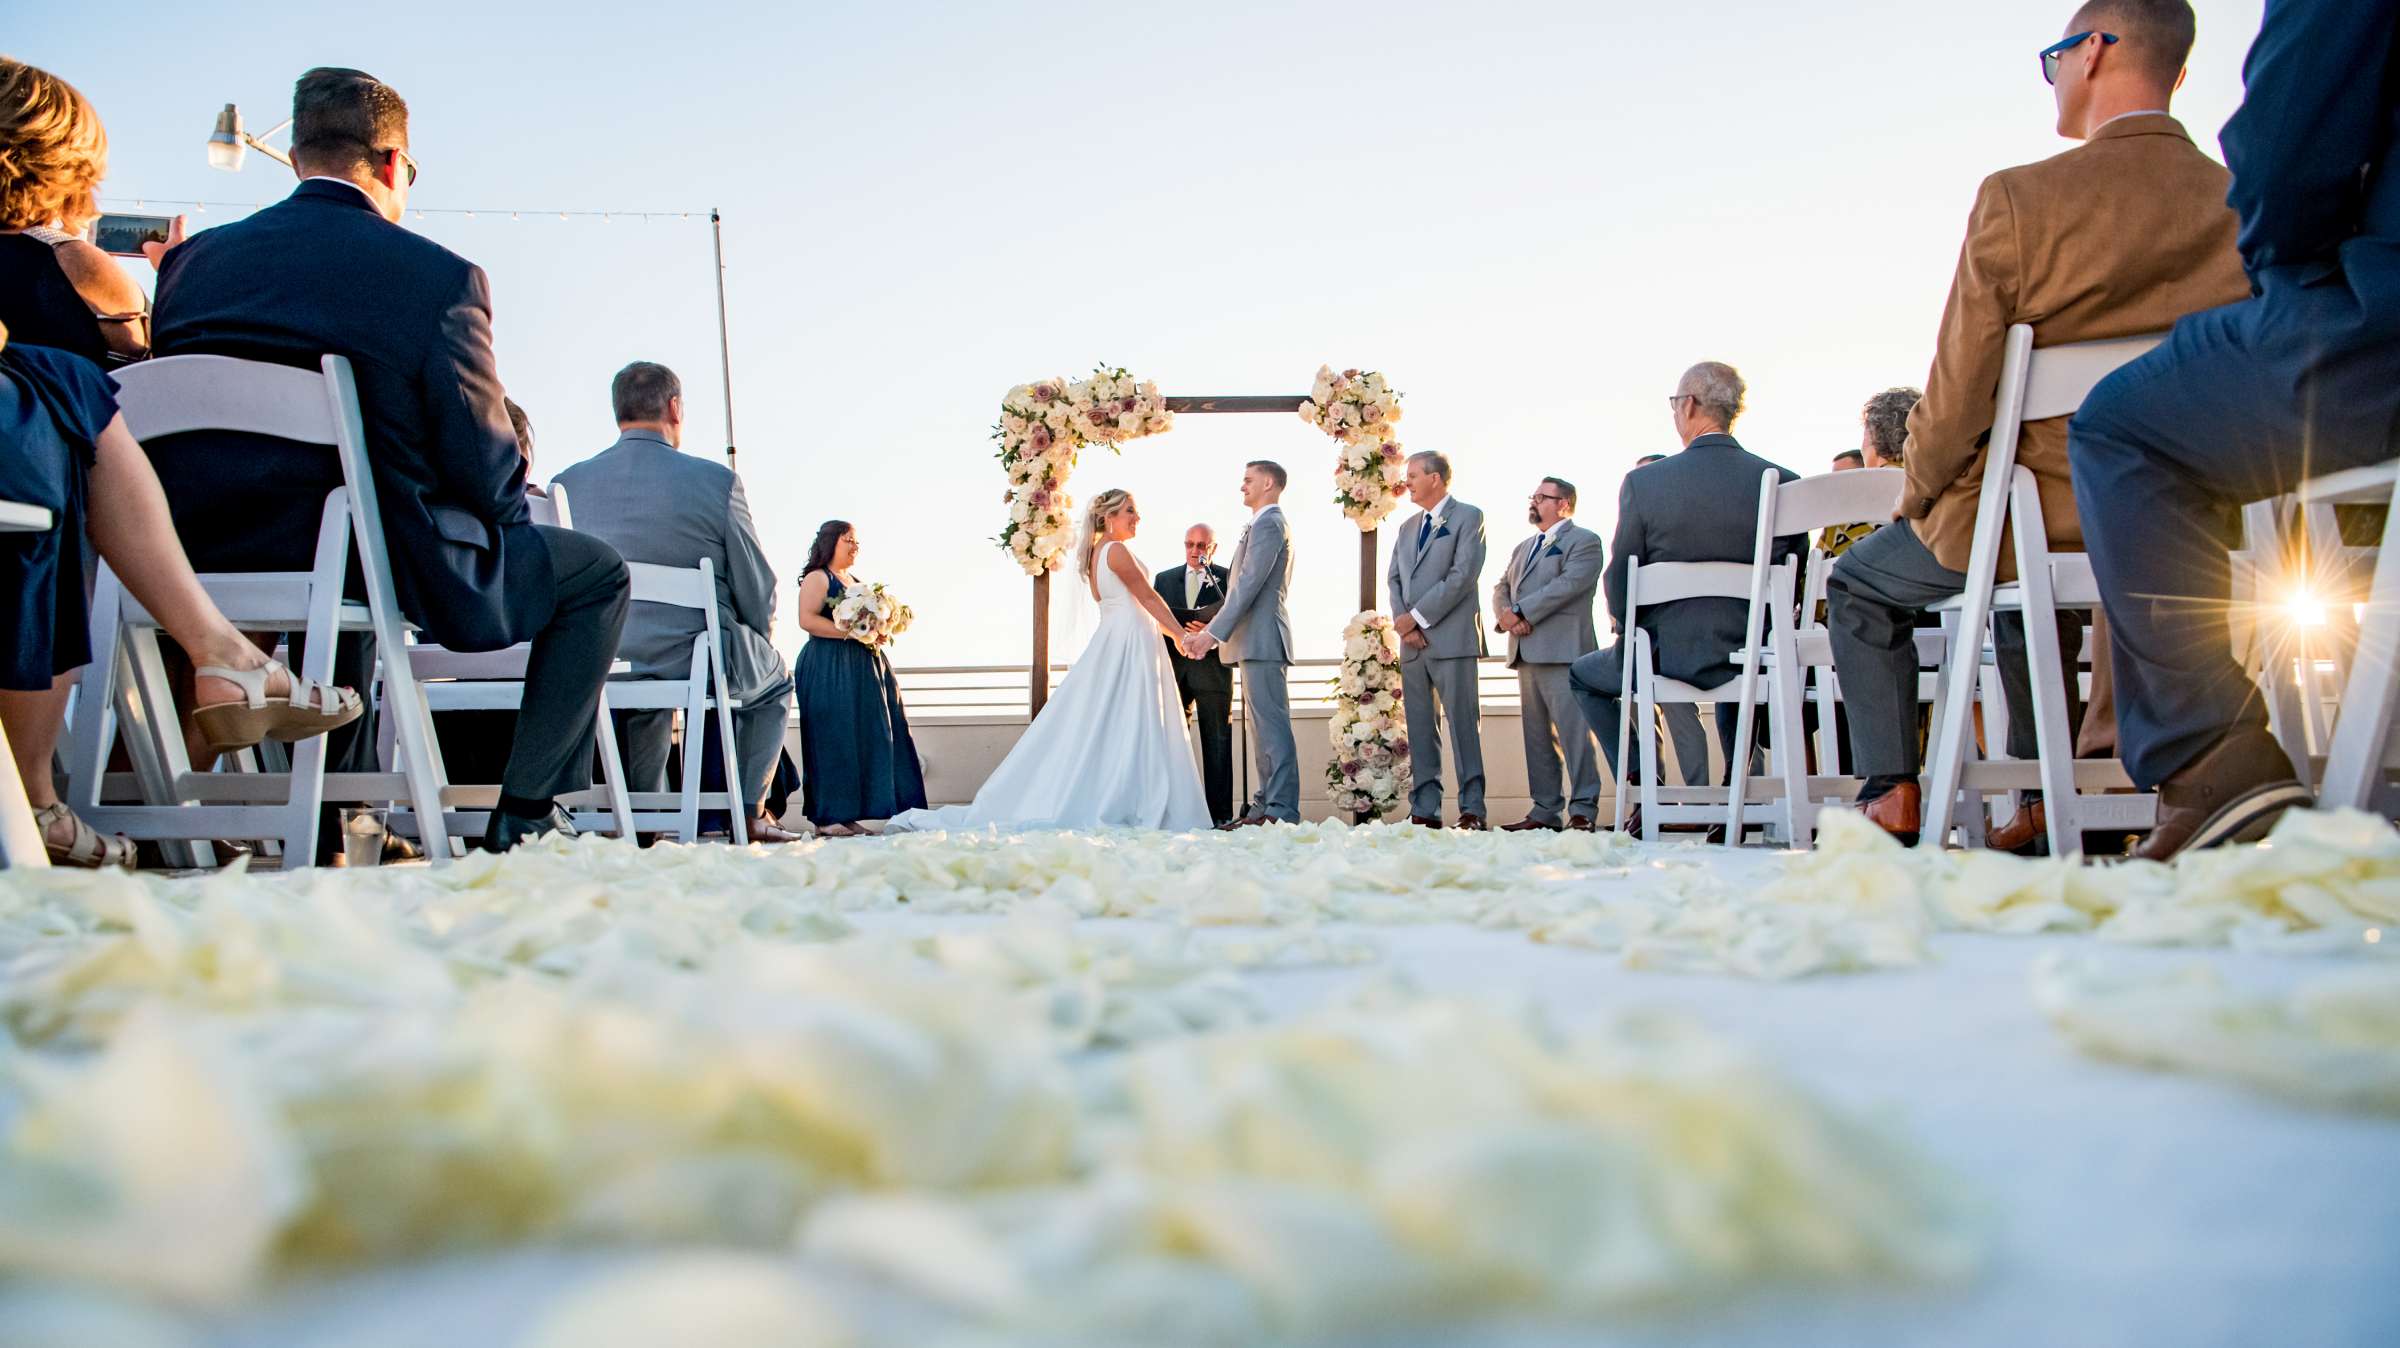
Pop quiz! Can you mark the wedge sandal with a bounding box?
[36,803,135,868]
[191,659,364,752]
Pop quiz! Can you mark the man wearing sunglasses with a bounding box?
[150,68,632,855]
[2071,0,2400,860]
[1825,0,2249,850]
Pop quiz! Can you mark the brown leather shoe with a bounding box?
[1566,815,1596,831]
[1860,781,1922,846]
[1453,813,1489,831]
[1409,815,1444,828]
[2133,727,2310,862]
[1500,816,1562,832]
[1985,799,2046,854]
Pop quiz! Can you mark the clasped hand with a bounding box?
[1177,628,1218,659]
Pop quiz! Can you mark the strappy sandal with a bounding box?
[36,803,135,869]
[192,659,364,752]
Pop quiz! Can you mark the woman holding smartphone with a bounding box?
[0,57,156,366]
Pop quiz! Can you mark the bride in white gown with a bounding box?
[885,489,1212,833]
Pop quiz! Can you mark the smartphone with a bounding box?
[91,212,174,257]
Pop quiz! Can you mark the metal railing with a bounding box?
[892,656,1528,720]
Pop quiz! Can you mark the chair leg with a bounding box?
[1773,643,1811,847]
[0,717,47,869]
[2320,488,2400,810]
[1635,643,1661,842]
[592,689,634,839]
[709,651,749,847]
[1612,685,1633,832]
[124,630,215,869]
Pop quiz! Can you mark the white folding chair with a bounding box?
[392,482,636,840]
[1612,557,1754,841]
[1722,466,1944,846]
[67,355,454,865]
[1921,325,2164,856]
[2299,461,2400,811]
[0,500,56,869]
[602,558,750,844]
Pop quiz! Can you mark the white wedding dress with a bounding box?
[886,542,1212,833]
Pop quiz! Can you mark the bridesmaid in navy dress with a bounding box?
[793,520,926,835]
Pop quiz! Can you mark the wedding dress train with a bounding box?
[885,542,1212,832]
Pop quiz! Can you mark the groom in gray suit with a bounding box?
[1389,451,1488,828]
[1183,461,1297,825]
[1493,476,1605,830]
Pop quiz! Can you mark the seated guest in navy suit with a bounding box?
[2071,0,2400,859]
[1,321,360,866]
[149,68,628,852]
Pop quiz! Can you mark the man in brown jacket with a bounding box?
[1826,0,2250,846]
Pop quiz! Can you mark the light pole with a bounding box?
[205,103,739,468]
[205,104,291,171]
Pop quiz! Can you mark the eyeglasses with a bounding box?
[383,146,420,187]
[1666,394,1695,410]
[2040,31,2117,85]
[1529,493,1567,503]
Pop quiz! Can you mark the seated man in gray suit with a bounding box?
[1569,362,1802,834]
[551,362,801,842]
[1492,476,1605,830]
[1389,451,1489,828]
[1184,461,1297,826]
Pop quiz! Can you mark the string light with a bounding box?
[101,196,709,223]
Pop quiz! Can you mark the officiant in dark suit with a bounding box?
[1156,523,1234,825]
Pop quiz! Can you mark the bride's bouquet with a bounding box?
[1327,612,1411,819]
[832,582,915,649]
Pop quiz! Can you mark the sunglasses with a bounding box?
[2040,30,2118,85]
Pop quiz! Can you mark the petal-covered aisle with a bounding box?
[0,816,2394,1346]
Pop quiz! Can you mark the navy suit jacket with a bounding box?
[151,180,549,651]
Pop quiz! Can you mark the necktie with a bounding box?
[1186,568,1203,607]
[1416,513,1433,552]
[1521,535,1542,582]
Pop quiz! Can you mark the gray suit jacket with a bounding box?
[1206,505,1293,664]
[1602,433,1802,690]
[1388,497,1488,661]
[1492,519,1603,668]
[550,431,786,701]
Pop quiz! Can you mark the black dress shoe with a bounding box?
[480,804,577,853]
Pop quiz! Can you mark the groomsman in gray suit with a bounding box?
[1492,476,1604,830]
[1184,461,1297,825]
[1388,451,1489,829]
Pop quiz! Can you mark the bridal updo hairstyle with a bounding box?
[1080,489,1134,580]
[804,520,852,576]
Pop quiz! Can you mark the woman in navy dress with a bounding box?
[793,520,926,836]
[1,325,360,865]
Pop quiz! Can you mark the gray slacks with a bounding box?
[1402,653,1485,818]
[621,673,795,817]
[1517,661,1601,821]
[1824,520,2078,778]
[1566,643,1749,785]
[501,525,631,803]
[1240,659,1300,821]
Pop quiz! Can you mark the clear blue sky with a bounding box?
[16,0,2263,666]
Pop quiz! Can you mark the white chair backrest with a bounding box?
[1627,559,1752,607]
[1768,467,1904,536]
[548,480,575,529]
[2022,332,2164,422]
[112,354,341,445]
[626,557,715,612]
[526,489,561,528]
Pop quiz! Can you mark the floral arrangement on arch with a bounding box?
[1300,366,1407,530]
[994,367,1172,576]
[1327,611,1411,818]
[832,582,914,649]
